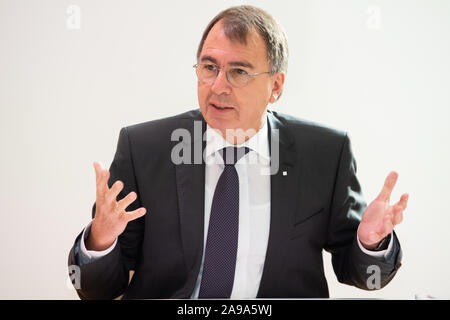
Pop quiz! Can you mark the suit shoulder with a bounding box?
[269,111,355,166]
[270,110,347,141]
[117,108,200,143]
[125,108,202,134]
[115,108,202,151]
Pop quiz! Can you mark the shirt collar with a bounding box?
[204,115,270,163]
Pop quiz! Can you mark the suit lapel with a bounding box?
[174,111,206,294]
[174,110,313,297]
[257,111,300,297]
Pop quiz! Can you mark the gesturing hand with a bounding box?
[86,161,147,251]
[357,171,409,250]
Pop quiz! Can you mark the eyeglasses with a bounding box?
[193,63,271,88]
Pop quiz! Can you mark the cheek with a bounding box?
[197,84,208,107]
[236,96,266,126]
[252,80,272,106]
[264,82,274,102]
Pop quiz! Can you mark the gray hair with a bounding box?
[196,5,289,75]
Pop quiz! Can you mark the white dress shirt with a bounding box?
[191,116,272,299]
[77,114,393,298]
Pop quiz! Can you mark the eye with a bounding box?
[204,64,217,71]
[235,68,248,75]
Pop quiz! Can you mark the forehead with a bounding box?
[200,19,268,68]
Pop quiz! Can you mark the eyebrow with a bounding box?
[200,55,254,69]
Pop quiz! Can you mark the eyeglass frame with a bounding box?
[193,62,272,88]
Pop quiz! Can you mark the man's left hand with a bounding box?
[358,171,409,250]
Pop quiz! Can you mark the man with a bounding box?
[68,5,407,299]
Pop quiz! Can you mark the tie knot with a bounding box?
[220,147,250,166]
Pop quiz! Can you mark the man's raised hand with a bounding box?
[85,161,147,251]
[357,171,409,250]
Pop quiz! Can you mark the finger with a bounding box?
[377,171,398,202]
[393,205,403,225]
[116,191,138,213]
[106,180,124,202]
[122,207,147,222]
[98,171,111,200]
[94,161,106,189]
[93,161,102,183]
[94,162,108,198]
[103,169,111,188]
[396,193,409,210]
[98,166,110,190]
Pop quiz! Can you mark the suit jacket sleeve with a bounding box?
[324,134,402,290]
[68,127,145,299]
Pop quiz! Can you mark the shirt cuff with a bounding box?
[79,221,118,262]
[356,230,394,260]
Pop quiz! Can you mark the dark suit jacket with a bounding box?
[68,109,402,299]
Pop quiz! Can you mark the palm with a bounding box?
[358,172,409,249]
[87,162,147,251]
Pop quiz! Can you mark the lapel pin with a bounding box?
[282,171,288,176]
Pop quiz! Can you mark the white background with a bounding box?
[0,0,449,299]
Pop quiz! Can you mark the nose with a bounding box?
[210,69,232,95]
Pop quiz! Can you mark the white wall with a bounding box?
[0,0,449,299]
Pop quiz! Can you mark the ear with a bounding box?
[269,72,285,103]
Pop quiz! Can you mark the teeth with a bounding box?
[213,104,230,110]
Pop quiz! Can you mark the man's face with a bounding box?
[197,19,284,142]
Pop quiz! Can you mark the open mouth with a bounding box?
[210,103,234,111]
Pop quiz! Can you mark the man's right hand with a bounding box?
[85,161,147,251]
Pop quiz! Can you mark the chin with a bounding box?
[205,117,230,131]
